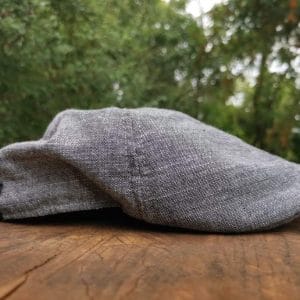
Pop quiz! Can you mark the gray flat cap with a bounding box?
[0,107,299,232]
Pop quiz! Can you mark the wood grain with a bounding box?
[0,209,299,300]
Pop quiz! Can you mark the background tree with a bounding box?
[0,0,299,162]
[201,0,300,161]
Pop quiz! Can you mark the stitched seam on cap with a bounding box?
[127,110,144,217]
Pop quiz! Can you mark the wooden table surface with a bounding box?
[0,208,299,300]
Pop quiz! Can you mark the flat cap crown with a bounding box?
[0,107,299,232]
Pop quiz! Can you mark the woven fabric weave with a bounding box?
[0,107,299,232]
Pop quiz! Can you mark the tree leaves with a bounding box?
[0,0,299,161]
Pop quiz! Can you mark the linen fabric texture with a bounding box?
[0,107,299,232]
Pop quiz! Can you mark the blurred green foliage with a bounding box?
[0,0,299,161]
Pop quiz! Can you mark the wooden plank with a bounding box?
[0,209,299,300]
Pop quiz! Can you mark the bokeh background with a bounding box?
[0,0,299,162]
